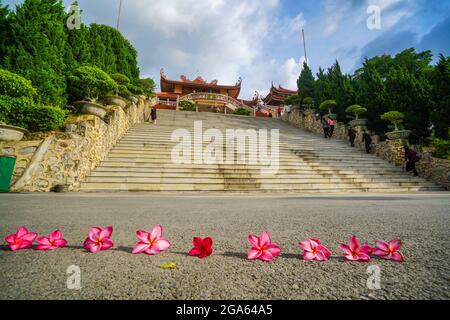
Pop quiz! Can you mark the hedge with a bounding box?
[0,68,37,99]
[0,95,66,131]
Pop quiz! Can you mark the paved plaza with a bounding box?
[0,193,449,300]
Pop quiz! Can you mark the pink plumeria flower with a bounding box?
[5,226,38,251]
[83,226,114,253]
[36,230,67,251]
[373,239,404,262]
[247,231,281,262]
[132,225,171,255]
[299,238,331,261]
[340,235,373,262]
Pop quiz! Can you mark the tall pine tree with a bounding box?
[2,0,69,106]
[297,61,315,102]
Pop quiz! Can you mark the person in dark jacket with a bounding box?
[404,145,420,177]
[348,127,356,147]
[321,116,330,139]
[362,129,372,153]
[327,117,335,138]
[150,106,157,124]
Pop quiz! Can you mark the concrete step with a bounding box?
[80,182,444,192]
[79,110,443,193]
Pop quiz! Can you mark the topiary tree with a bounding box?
[0,95,66,131]
[284,94,301,106]
[319,99,337,114]
[302,97,315,109]
[345,104,367,120]
[179,100,196,111]
[234,107,251,116]
[67,66,118,102]
[0,68,37,99]
[380,111,405,131]
[133,78,156,97]
[110,73,130,86]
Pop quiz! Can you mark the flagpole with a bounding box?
[302,29,308,65]
[116,0,123,30]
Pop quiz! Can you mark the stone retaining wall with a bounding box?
[0,96,156,192]
[282,108,450,189]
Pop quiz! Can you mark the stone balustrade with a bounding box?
[282,108,450,189]
[0,96,155,192]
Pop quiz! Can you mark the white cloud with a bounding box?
[112,0,286,98]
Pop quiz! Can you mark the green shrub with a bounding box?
[426,135,450,160]
[179,100,197,111]
[346,105,367,120]
[27,105,67,132]
[127,83,145,95]
[135,78,156,97]
[67,66,118,102]
[0,68,37,99]
[380,111,405,131]
[284,94,302,106]
[0,95,66,131]
[319,100,337,114]
[234,107,251,116]
[118,85,132,98]
[302,97,315,109]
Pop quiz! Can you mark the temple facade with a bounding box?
[156,69,247,113]
[243,83,297,117]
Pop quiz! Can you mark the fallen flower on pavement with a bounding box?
[299,238,331,261]
[5,226,38,251]
[340,235,372,262]
[373,239,404,262]
[36,230,67,251]
[247,231,281,262]
[188,237,213,259]
[132,225,171,255]
[83,226,114,253]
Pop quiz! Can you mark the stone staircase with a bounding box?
[79,109,444,193]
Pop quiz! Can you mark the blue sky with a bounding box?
[3,0,450,99]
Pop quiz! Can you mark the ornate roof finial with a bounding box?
[160,68,167,79]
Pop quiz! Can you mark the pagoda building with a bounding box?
[244,83,297,117]
[156,69,246,113]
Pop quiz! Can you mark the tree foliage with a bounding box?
[294,48,449,148]
[67,66,117,102]
[297,62,315,101]
[0,68,37,99]
[0,0,142,107]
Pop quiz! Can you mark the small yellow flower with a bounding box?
[159,262,177,269]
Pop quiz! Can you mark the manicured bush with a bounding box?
[67,66,118,102]
[0,68,37,99]
[110,73,130,86]
[302,97,315,109]
[284,94,301,106]
[27,105,67,132]
[319,100,337,114]
[346,105,367,120]
[111,73,132,98]
[135,78,156,97]
[426,135,450,160]
[234,107,251,116]
[180,100,197,111]
[0,95,66,131]
[127,83,145,95]
[380,111,405,131]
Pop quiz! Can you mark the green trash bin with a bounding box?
[0,156,16,193]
